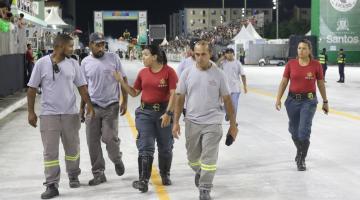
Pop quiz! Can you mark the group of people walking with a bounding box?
[27,32,329,200]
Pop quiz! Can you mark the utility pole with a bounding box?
[244,0,247,17]
[273,0,279,39]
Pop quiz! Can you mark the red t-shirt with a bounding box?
[283,59,324,93]
[26,49,34,62]
[134,65,178,104]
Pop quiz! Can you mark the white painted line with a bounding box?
[0,97,27,121]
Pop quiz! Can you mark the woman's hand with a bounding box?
[322,102,329,115]
[275,99,282,111]
[160,113,171,128]
[113,71,124,83]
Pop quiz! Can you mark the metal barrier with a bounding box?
[0,54,25,97]
[166,53,184,62]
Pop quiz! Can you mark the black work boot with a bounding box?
[194,172,200,188]
[199,189,212,200]
[291,137,301,162]
[89,174,107,186]
[115,159,125,176]
[69,176,80,188]
[159,154,172,186]
[297,140,310,171]
[41,184,59,199]
[132,155,153,193]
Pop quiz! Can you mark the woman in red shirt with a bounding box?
[275,39,329,171]
[114,45,178,192]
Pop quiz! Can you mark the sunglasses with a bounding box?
[53,63,60,73]
[50,55,60,80]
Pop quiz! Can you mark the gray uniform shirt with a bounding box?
[27,55,87,116]
[220,60,245,93]
[177,56,196,77]
[81,52,126,108]
[177,63,230,124]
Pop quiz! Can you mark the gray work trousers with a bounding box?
[85,103,122,177]
[185,119,223,191]
[39,114,81,187]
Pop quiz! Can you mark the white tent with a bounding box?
[232,26,254,43]
[246,23,263,40]
[160,37,169,46]
[45,7,68,26]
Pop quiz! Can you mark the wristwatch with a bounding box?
[323,100,328,104]
[166,110,174,116]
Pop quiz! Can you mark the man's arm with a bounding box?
[241,75,247,93]
[223,95,238,140]
[120,76,128,115]
[27,87,38,127]
[77,85,95,117]
[172,94,185,139]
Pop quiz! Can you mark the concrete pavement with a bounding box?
[0,60,359,200]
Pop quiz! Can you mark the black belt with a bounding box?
[140,102,167,112]
[92,101,118,108]
[288,92,316,101]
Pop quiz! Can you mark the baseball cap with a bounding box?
[225,48,234,53]
[89,32,105,43]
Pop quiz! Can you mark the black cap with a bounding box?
[89,32,105,44]
[225,48,234,53]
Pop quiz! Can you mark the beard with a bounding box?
[93,51,104,58]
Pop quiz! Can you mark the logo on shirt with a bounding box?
[159,78,168,88]
[208,80,217,86]
[305,72,314,80]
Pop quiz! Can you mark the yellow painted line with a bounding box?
[248,87,360,121]
[125,112,171,200]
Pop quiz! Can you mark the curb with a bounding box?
[0,96,27,121]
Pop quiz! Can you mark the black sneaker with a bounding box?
[69,177,80,188]
[199,189,212,200]
[88,174,107,186]
[41,184,59,199]
[115,160,125,176]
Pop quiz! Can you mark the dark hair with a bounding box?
[189,38,200,51]
[6,12,12,18]
[225,48,234,53]
[143,45,167,65]
[27,43,31,48]
[194,40,212,53]
[53,33,73,48]
[19,13,24,18]
[298,39,313,59]
[340,48,344,51]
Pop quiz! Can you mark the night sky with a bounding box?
[75,0,310,39]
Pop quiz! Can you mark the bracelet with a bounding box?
[323,100,328,104]
[166,110,174,116]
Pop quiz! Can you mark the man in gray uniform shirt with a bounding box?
[27,34,95,199]
[80,32,128,186]
[173,41,238,200]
